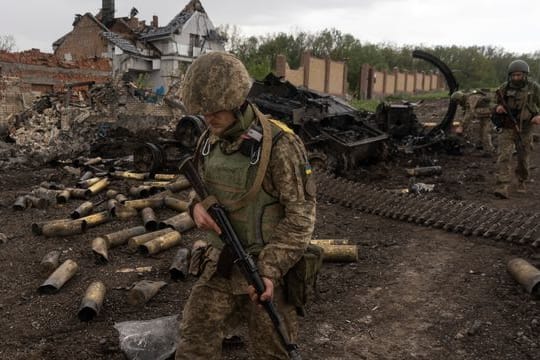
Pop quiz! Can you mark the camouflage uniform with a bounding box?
[453,90,494,152]
[495,80,540,191]
[176,103,316,359]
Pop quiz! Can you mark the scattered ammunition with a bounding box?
[33,187,60,204]
[124,198,164,210]
[78,281,106,321]
[508,214,538,243]
[40,250,61,274]
[13,195,30,210]
[519,222,540,245]
[42,219,86,237]
[129,185,153,198]
[79,170,95,181]
[25,195,48,209]
[32,218,70,235]
[143,181,171,188]
[165,177,191,193]
[106,189,119,199]
[442,203,476,231]
[454,205,487,233]
[154,173,178,181]
[433,201,466,229]
[158,212,195,233]
[424,200,457,226]
[78,211,111,229]
[84,157,103,166]
[56,189,71,204]
[507,258,540,295]
[127,280,167,306]
[483,210,516,238]
[114,203,138,220]
[141,207,158,231]
[138,230,182,256]
[164,196,189,212]
[92,237,109,263]
[189,240,208,276]
[103,225,147,248]
[71,201,94,219]
[38,259,78,294]
[40,181,65,190]
[87,178,110,195]
[405,166,442,177]
[128,228,174,251]
[70,188,91,200]
[495,213,528,241]
[316,243,358,262]
[470,209,503,237]
[107,199,119,215]
[310,239,351,245]
[112,171,148,180]
[169,247,191,280]
[115,193,128,204]
[76,177,101,189]
[63,165,81,177]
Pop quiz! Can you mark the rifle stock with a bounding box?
[179,156,301,359]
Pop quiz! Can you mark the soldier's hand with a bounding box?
[531,115,540,125]
[495,105,506,114]
[247,277,274,305]
[192,203,221,235]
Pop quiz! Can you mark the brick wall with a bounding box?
[55,16,109,61]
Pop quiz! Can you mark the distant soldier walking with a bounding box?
[493,60,540,198]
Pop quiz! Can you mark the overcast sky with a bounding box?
[1,0,538,55]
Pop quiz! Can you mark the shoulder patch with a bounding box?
[269,119,294,134]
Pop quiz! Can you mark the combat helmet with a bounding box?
[450,90,466,103]
[507,60,529,75]
[180,52,252,115]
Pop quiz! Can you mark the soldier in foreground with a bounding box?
[451,89,495,154]
[175,52,317,359]
[493,60,540,199]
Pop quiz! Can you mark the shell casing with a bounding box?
[32,218,71,236]
[129,185,152,198]
[169,247,191,280]
[38,259,79,294]
[79,170,95,181]
[91,237,109,263]
[107,199,119,216]
[159,212,195,233]
[106,189,119,199]
[124,198,164,210]
[127,228,174,250]
[163,196,189,212]
[115,193,128,204]
[142,181,171,188]
[78,211,111,228]
[70,188,91,200]
[138,230,181,256]
[127,280,167,306]
[141,207,158,231]
[507,258,540,295]
[103,225,147,248]
[84,157,103,166]
[40,250,61,274]
[153,174,178,181]
[33,187,60,204]
[71,201,94,219]
[114,203,138,220]
[42,219,87,237]
[56,189,72,204]
[76,177,101,189]
[78,281,106,321]
[13,195,30,210]
[316,243,359,263]
[112,171,148,180]
[40,181,65,190]
[165,178,191,193]
[310,239,351,246]
[25,195,48,209]
[87,178,110,195]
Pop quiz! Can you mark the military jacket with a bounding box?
[498,80,540,128]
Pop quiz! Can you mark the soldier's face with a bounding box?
[203,110,236,136]
[510,72,525,82]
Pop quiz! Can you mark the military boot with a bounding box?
[494,184,509,199]
[516,181,527,193]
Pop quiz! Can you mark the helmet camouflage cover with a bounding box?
[180,52,252,115]
[507,59,529,75]
[450,90,466,102]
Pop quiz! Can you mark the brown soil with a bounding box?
[1,100,539,360]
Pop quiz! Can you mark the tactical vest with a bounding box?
[503,82,540,125]
[200,110,286,254]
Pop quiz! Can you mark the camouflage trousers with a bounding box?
[496,127,534,184]
[462,115,494,151]
[176,264,298,360]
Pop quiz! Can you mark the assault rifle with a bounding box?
[494,89,524,152]
[179,156,302,360]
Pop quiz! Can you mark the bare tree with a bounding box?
[0,35,16,52]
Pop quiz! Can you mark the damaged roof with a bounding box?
[101,32,146,55]
[139,0,205,40]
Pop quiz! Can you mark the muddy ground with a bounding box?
[1,100,539,360]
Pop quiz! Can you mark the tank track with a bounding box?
[315,172,540,247]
